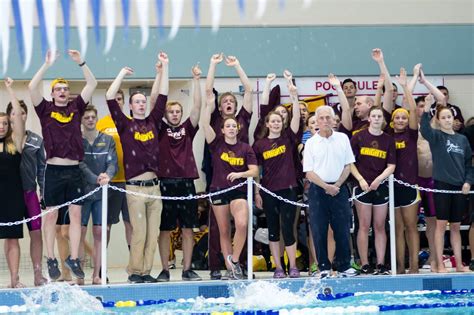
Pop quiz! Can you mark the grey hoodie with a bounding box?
[20,130,46,194]
[80,132,118,201]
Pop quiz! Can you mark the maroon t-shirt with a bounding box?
[157,118,199,179]
[107,94,167,180]
[209,137,257,192]
[34,95,87,161]
[351,129,396,185]
[391,128,419,185]
[211,107,252,144]
[253,129,298,191]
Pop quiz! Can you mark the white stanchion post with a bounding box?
[101,184,109,286]
[388,174,396,275]
[247,177,253,280]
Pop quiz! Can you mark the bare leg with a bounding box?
[355,201,373,266]
[57,225,71,281]
[395,208,406,274]
[401,203,420,273]
[181,228,194,271]
[4,239,22,288]
[68,205,82,259]
[269,241,283,269]
[425,216,437,271]
[92,226,103,282]
[372,204,388,265]
[449,223,469,272]
[44,209,59,258]
[29,230,47,285]
[434,219,448,273]
[229,199,248,263]
[212,204,232,270]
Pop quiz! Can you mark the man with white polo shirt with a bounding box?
[303,105,359,278]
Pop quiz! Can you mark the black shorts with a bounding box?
[434,181,468,223]
[56,207,70,225]
[354,183,389,206]
[394,185,419,208]
[209,189,247,206]
[159,179,199,231]
[43,164,84,207]
[108,183,130,224]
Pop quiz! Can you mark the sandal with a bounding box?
[288,267,300,278]
[273,268,286,279]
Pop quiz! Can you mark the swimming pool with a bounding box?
[0,274,472,314]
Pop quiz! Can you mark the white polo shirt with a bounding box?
[303,130,355,183]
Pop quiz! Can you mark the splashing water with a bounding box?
[20,283,104,313]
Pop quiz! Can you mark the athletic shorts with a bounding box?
[23,190,42,231]
[43,164,84,207]
[209,189,247,206]
[354,183,389,206]
[56,206,70,225]
[159,179,198,231]
[394,185,419,208]
[108,182,130,224]
[433,180,468,223]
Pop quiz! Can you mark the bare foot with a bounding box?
[436,266,448,273]
[76,278,85,286]
[408,268,419,274]
[92,276,102,285]
[10,281,26,289]
[397,268,406,274]
[430,261,438,272]
[455,266,470,272]
[34,271,47,286]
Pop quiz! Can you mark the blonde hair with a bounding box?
[0,113,16,154]
[166,101,183,112]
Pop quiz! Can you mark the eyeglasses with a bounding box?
[53,87,70,92]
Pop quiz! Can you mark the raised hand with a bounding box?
[210,53,224,65]
[68,49,83,64]
[328,73,341,88]
[158,51,169,64]
[191,64,202,79]
[120,67,134,76]
[155,61,162,74]
[283,69,293,82]
[206,89,215,104]
[4,77,13,89]
[376,73,385,89]
[413,63,422,77]
[288,82,298,98]
[424,93,434,108]
[371,48,384,63]
[266,73,276,82]
[418,69,426,84]
[396,68,408,86]
[225,55,240,67]
[45,49,59,66]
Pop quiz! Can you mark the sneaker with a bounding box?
[360,264,373,275]
[65,256,85,279]
[142,274,158,283]
[469,260,474,271]
[339,267,360,277]
[241,265,255,279]
[222,269,233,280]
[288,267,300,278]
[351,261,361,271]
[374,264,390,275]
[182,269,202,281]
[226,255,243,280]
[273,268,286,279]
[210,270,222,280]
[318,270,331,279]
[128,274,144,284]
[156,270,170,282]
[46,258,61,281]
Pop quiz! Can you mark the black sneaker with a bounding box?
[373,264,390,275]
[182,269,202,281]
[210,270,222,280]
[142,274,158,283]
[469,260,474,271]
[65,256,85,279]
[156,270,170,282]
[360,264,373,275]
[47,258,61,281]
[128,274,144,284]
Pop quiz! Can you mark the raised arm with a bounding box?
[205,53,224,114]
[149,60,163,109]
[68,50,97,103]
[329,73,352,130]
[261,73,276,106]
[397,67,417,130]
[226,56,253,114]
[4,78,25,152]
[372,48,394,113]
[106,67,134,100]
[419,69,446,105]
[287,79,301,134]
[419,94,436,141]
[189,64,202,127]
[202,89,217,144]
[374,74,385,107]
[408,63,421,93]
[28,50,58,106]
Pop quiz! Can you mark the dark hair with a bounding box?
[83,105,98,116]
[435,105,452,120]
[6,100,27,116]
[415,96,426,104]
[436,85,449,93]
[129,91,147,104]
[306,112,316,126]
[342,78,356,89]
[220,115,239,130]
[382,82,398,93]
[116,89,124,99]
[259,111,284,138]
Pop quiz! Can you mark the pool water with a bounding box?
[6,280,473,314]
